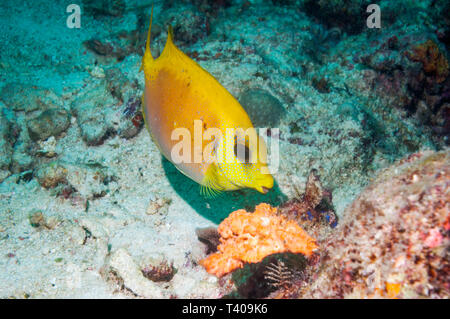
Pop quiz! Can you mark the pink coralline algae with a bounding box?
[424,228,443,249]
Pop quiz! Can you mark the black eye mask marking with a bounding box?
[234,142,251,163]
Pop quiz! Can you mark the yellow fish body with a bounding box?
[141,9,273,195]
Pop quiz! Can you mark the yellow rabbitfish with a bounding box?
[140,8,273,195]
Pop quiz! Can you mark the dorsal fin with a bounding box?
[140,4,154,72]
[168,25,174,44]
[160,25,177,58]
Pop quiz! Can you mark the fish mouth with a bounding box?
[258,186,270,194]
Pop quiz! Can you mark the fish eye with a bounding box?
[234,142,251,163]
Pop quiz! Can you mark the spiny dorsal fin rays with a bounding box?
[140,4,154,72]
[167,25,174,43]
[159,24,178,59]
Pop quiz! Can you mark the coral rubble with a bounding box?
[239,88,286,128]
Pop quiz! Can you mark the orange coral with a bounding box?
[406,40,449,83]
[200,203,318,277]
[385,282,402,299]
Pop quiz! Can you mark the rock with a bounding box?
[4,108,35,174]
[64,162,114,199]
[433,103,450,144]
[299,150,449,299]
[71,67,142,145]
[357,34,449,145]
[0,83,63,114]
[27,107,70,141]
[82,0,126,17]
[117,114,142,139]
[303,0,371,34]
[239,88,285,128]
[0,170,10,183]
[11,141,34,173]
[161,3,207,45]
[0,108,14,180]
[77,112,108,146]
[87,65,105,79]
[196,227,220,254]
[108,249,164,298]
[28,210,60,230]
[104,69,144,139]
[84,39,115,57]
[117,98,144,139]
[105,68,134,103]
[79,217,109,239]
[146,197,172,215]
[35,161,68,189]
[43,216,60,230]
[140,256,176,282]
[82,0,153,17]
[35,160,115,198]
[67,224,88,246]
[36,136,57,158]
[71,82,115,146]
[29,210,45,228]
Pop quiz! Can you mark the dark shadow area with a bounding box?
[162,156,288,224]
[225,253,307,299]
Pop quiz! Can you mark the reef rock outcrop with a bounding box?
[299,150,449,299]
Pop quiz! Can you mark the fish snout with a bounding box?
[254,173,274,194]
[256,185,271,194]
[261,186,270,194]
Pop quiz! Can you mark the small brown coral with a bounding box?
[406,40,449,83]
[200,203,318,277]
